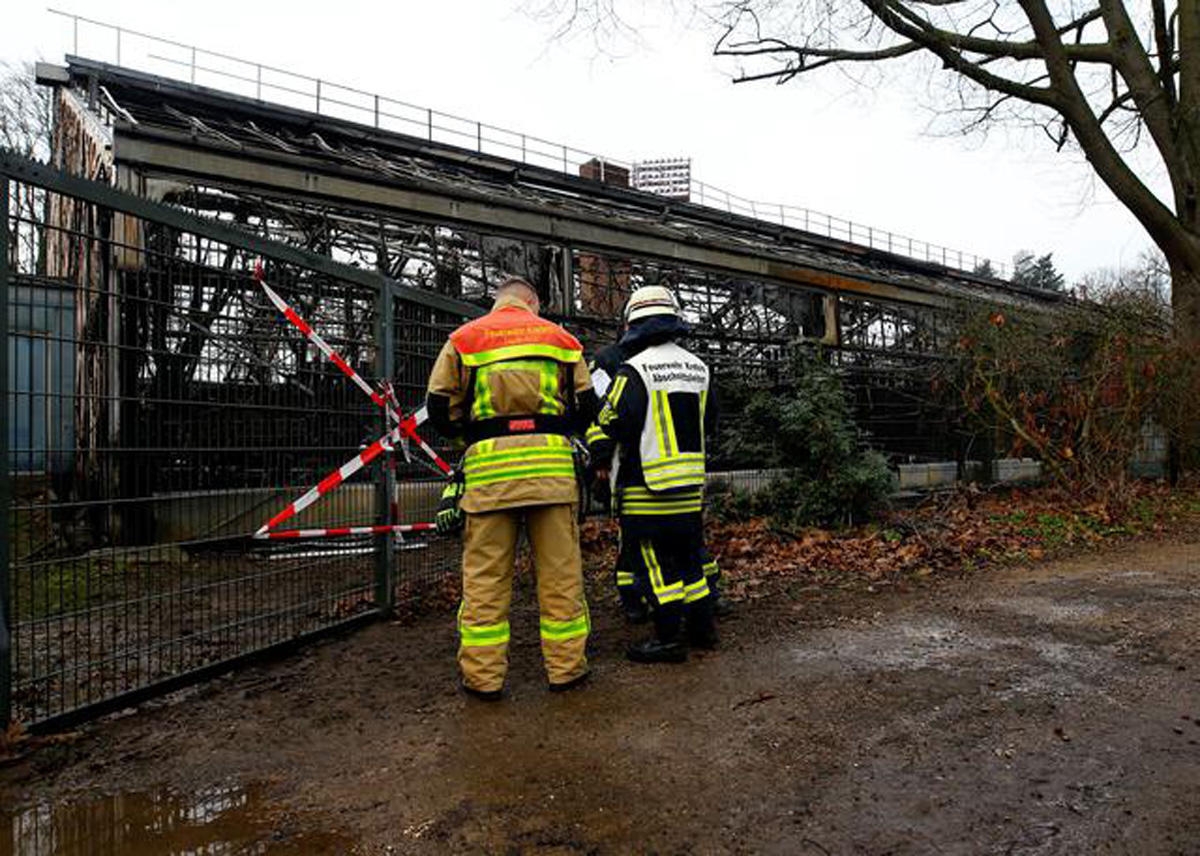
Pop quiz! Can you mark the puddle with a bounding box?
[790,617,1002,672]
[984,595,1106,622]
[3,781,352,856]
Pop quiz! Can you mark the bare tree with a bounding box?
[534,1,1200,346]
[1077,247,1171,302]
[1,60,53,274]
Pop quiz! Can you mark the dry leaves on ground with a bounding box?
[582,482,1200,604]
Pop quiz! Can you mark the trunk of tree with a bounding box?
[1173,267,1200,347]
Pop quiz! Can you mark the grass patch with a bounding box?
[12,558,125,621]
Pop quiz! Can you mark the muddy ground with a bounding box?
[3,534,1199,855]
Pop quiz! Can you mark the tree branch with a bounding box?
[1152,0,1179,109]
[1096,0,1180,190]
[1020,0,1200,271]
[861,0,1061,108]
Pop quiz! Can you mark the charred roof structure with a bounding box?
[36,55,1068,459]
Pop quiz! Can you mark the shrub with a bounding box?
[945,286,1199,511]
[714,349,894,528]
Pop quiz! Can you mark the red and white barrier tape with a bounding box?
[255,423,405,537]
[255,265,451,473]
[260,523,437,540]
[255,265,401,420]
[401,406,452,476]
[252,262,453,540]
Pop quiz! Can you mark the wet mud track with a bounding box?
[3,537,1199,854]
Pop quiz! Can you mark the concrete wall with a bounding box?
[155,443,1171,543]
[153,480,443,543]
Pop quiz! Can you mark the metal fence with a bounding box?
[1,157,471,729]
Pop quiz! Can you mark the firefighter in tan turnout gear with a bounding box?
[587,286,718,663]
[426,277,600,699]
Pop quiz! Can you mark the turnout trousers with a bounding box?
[616,534,721,609]
[624,529,711,642]
[458,503,590,692]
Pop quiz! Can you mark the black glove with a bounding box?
[592,475,612,512]
[436,475,465,534]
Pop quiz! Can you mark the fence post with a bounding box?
[0,177,13,727]
[374,283,396,614]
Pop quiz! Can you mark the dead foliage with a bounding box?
[0,720,81,765]
[948,294,1200,513]
[585,481,1200,604]
[398,480,1198,619]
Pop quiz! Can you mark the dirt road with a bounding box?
[3,536,1199,855]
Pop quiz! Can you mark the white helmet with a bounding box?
[624,286,680,324]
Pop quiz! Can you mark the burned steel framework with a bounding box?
[49,58,1063,449]
[1,56,1065,728]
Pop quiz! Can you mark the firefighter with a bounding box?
[588,317,731,624]
[426,277,599,699]
[587,285,718,663]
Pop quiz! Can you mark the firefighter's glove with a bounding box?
[592,472,612,513]
[436,476,466,534]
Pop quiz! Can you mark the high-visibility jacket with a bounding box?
[588,336,714,527]
[426,295,597,513]
[623,342,709,491]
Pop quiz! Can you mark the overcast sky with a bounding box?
[2,1,1165,281]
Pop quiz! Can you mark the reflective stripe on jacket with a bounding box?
[623,342,710,491]
[450,304,582,367]
[427,295,591,513]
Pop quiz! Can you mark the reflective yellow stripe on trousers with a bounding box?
[457,603,511,647]
[539,612,590,642]
[684,578,711,603]
[640,541,684,604]
[619,485,704,516]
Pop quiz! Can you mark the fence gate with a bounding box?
[1,154,472,729]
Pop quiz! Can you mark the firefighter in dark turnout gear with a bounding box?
[588,310,731,624]
[587,286,718,662]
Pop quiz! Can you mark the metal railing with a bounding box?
[46,8,1007,279]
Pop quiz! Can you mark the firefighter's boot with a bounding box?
[619,587,650,624]
[627,638,688,663]
[627,605,687,663]
[686,597,719,650]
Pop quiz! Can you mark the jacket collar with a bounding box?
[492,294,538,314]
[618,314,688,356]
